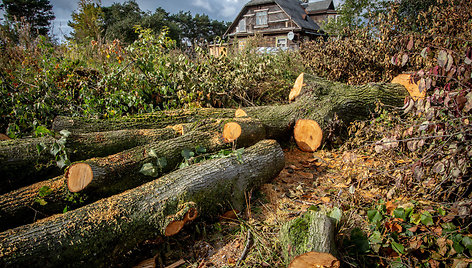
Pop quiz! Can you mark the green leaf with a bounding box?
[367,210,383,224]
[393,208,407,221]
[34,125,52,137]
[156,157,167,169]
[462,236,472,250]
[329,207,342,222]
[441,222,456,231]
[38,186,53,197]
[438,207,446,216]
[63,206,68,213]
[369,230,383,244]
[195,145,206,154]
[179,162,189,169]
[36,142,46,154]
[453,241,465,254]
[50,143,61,156]
[181,149,194,160]
[59,129,71,138]
[410,213,421,225]
[148,149,158,158]
[56,137,67,146]
[391,240,405,255]
[420,211,434,226]
[35,198,47,206]
[56,154,69,169]
[139,163,158,177]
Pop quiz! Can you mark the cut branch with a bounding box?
[0,128,178,193]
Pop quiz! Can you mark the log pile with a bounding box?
[0,74,409,266]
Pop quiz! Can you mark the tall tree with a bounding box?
[0,0,55,37]
[67,0,104,43]
[102,0,143,44]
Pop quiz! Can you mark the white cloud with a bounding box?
[193,0,213,12]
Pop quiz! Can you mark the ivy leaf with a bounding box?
[38,185,53,197]
[391,241,405,255]
[50,143,61,156]
[36,142,46,154]
[394,208,407,221]
[367,210,383,224]
[181,149,194,160]
[63,206,68,213]
[59,129,71,138]
[56,154,70,169]
[462,236,472,250]
[148,148,158,158]
[34,125,52,137]
[369,230,383,244]
[329,207,342,222]
[156,157,167,169]
[420,211,434,226]
[179,162,189,169]
[438,50,448,68]
[35,198,47,206]
[139,163,158,177]
[195,145,206,154]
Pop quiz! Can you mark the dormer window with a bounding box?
[256,11,268,26]
[238,18,246,32]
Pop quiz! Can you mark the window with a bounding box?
[276,37,287,48]
[238,18,246,32]
[256,11,268,26]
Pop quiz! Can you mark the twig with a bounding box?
[236,229,253,267]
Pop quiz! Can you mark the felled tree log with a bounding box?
[279,211,337,263]
[0,140,285,267]
[0,175,68,232]
[65,117,266,196]
[0,118,266,232]
[0,128,178,194]
[52,75,408,140]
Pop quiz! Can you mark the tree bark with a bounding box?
[63,117,266,197]
[0,139,285,267]
[0,175,69,232]
[279,211,337,264]
[0,118,266,231]
[52,75,408,139]
[0,128,178,194]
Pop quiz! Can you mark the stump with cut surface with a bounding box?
[392,73,425,101]
[293,119,323,152]
[288,252,340,268]
[0,140,285,267]
[280,211,337,263]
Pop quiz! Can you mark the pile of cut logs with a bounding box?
[0,74,409,266]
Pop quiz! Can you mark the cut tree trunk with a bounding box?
[0,118,267,231]
[279,211,337,263]
[0,139,285,267]
[0,128,178,194]
[64,117,266,196]
[0,175,69,232]
[52,75,408,139]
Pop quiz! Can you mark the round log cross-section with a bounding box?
[294,119,323,152]
[66,163,94,192]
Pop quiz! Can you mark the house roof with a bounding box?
[224,0,320,37]
[306,0,335,13]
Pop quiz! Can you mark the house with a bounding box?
[304,0,338,25]
[223,0,336,50]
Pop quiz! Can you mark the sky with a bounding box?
[2,0,340,41]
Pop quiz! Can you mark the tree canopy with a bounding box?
[67,0,104,43]
[0,0,55,37]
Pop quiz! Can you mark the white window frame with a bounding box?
[276,37,287,48]
[238,18,247,33]
[255,11,268,26]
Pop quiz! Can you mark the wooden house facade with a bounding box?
[223,0,336,51]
